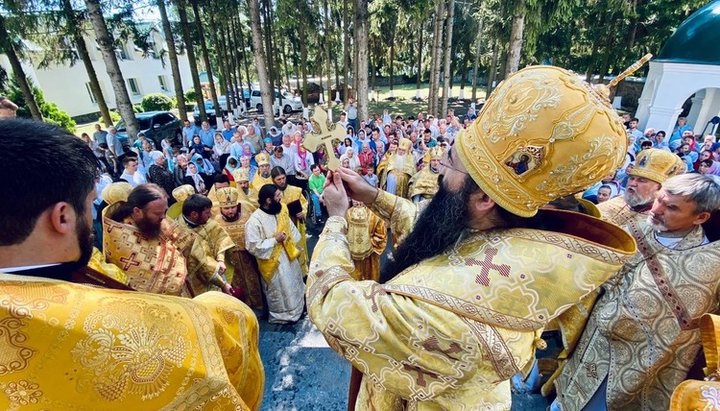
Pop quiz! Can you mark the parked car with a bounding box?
[249,89,303,115]
[115,111,183,148]
[193,95,229,121]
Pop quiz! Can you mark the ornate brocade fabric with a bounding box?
[597,196,650,230]
[0,275,264,410]
[176,218,236,295]
[555,223,720,411]
[408,167,440,201]
[307,191,635,410]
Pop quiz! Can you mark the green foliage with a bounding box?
[99,110,122,124]
[2,75,76,133]
[185,89,198,103]
[133,104,144,113]
[141,93,174,111]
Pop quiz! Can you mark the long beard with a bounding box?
[624,188,655,208]
[380,176,472,283]
[136,217,162,238]
[262,200,282,215]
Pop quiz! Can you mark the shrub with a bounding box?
[140,93,173,112]
[133,104,145,113]
[98,110,122,124]
[3,75,76,133]
[184,89,197,103]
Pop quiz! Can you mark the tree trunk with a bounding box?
[486,39,498,99]
[60,0,112,126]
[247,0,275,130]
[156,0,186,121]
[429,0,445,116]
[504,0,525,77]
[176,0,206,121]
[234,17,252,93]
[415,22,424,96]
[471,18,483,102]
[282,37,291,90]
[342,0,351,103]
[85,0,140,138]
[0,15,42,120]
[585,38,601,83]
[191,0,221,123]
[388,21,396,98]
[212,14,234,112]
[298,9,309,105]
[262,0,276,109]
[324,0,332,105]
[354,0,369,123]
[440,0,455,116]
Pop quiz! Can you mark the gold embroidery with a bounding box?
[3,379,42,406]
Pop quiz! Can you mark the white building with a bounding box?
[0,22,194,119]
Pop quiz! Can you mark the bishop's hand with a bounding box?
[336,167,378,204]
[323,170,350,217]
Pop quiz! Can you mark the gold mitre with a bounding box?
[232,167,250,182]
[216,187,240,207]
[631,148,686,184]
[101,182,132,205]
[398,137,412,152]
[423,146,444,163]
[255,152,270,166]
[455,61,650,217]
[172,184,195,203]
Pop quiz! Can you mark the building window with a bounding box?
[86,83,97,103]
[158,75,169,91]
[128,78,141,96]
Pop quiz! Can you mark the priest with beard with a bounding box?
[408,146,444,203]
[272,166,309,274]
[383,138,416,198]
[245,184,305,324]
[214,186,265,312]
[177,194,235,296]
[104,183,196,296]
[0,118,265,410]
[304,65,641,410]
[598,148,686,229]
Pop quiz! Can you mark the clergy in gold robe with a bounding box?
[554,173,720,411]
[231,167,259,209]
[382,138,416,199]
[271,166,309,275]
[249,152,273,196]
[214,186,265,311]
[307,65,638,410]
[377,140,397,192]
[167,184,195,220]
[598,148,685,229]
[408,147,444,203]
[346,200,387,281]
[246,184,305,324]
[176,194,236,296]
[103,184,195,296]
[0,119,264,410]
[206,173,233,216]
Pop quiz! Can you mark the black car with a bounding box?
[116,111,183,148]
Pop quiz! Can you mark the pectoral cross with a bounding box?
[303,107,345,170]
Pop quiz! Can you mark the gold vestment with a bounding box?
[176,217,236,295]
[280,185,309,274]
[307,191,635,410]
[0,274,264,410]
[408,166,440,201]
[346,204,386,281]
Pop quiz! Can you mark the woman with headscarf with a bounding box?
[173,154,189,186]
[339,147,361,173]
[184,162,207,194]
[699,159,720,176]
[147,151,176,200]
[224,155,239,182]
[213,132,232,170]
[338,137,356,156]
[314,144,329,173]
[238,155,257,183]
[294,144,314,192]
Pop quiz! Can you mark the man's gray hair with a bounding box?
[662,173,720,213]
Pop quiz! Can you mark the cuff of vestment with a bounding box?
[323,216,347,235]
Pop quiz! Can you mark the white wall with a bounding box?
[0,29,194,119]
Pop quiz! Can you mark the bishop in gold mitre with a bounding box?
[408,146,444,203]
[306,65,639,410]
[214,186,265,311]
[249,152,273,195]
[382,137,416,199]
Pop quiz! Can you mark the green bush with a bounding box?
[184,89,197,103]
[3,75,76,133]
[98,110,122,124]
[140,93,173,112]
[133,104,144,113]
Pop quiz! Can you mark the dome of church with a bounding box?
[656,0,720,65]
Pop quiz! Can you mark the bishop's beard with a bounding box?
[380,175,476,283]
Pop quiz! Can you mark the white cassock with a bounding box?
[245,209,305,324]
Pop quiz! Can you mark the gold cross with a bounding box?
[303,107,344,170]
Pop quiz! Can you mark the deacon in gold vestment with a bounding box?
[214,186,265,311]
[345,200,387,281]
[176,194,236,296]
[382,138,417,199]
[103,184,195,296]
[598,148,685,229]
[0,118,264,411]
[554,174,720,411]
[306,65,638,410]
[377,140,397,193]
[408,147,444,203]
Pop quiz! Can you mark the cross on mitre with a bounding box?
[303,107,344,170]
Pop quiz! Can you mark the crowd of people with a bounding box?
[1,59,720,411]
